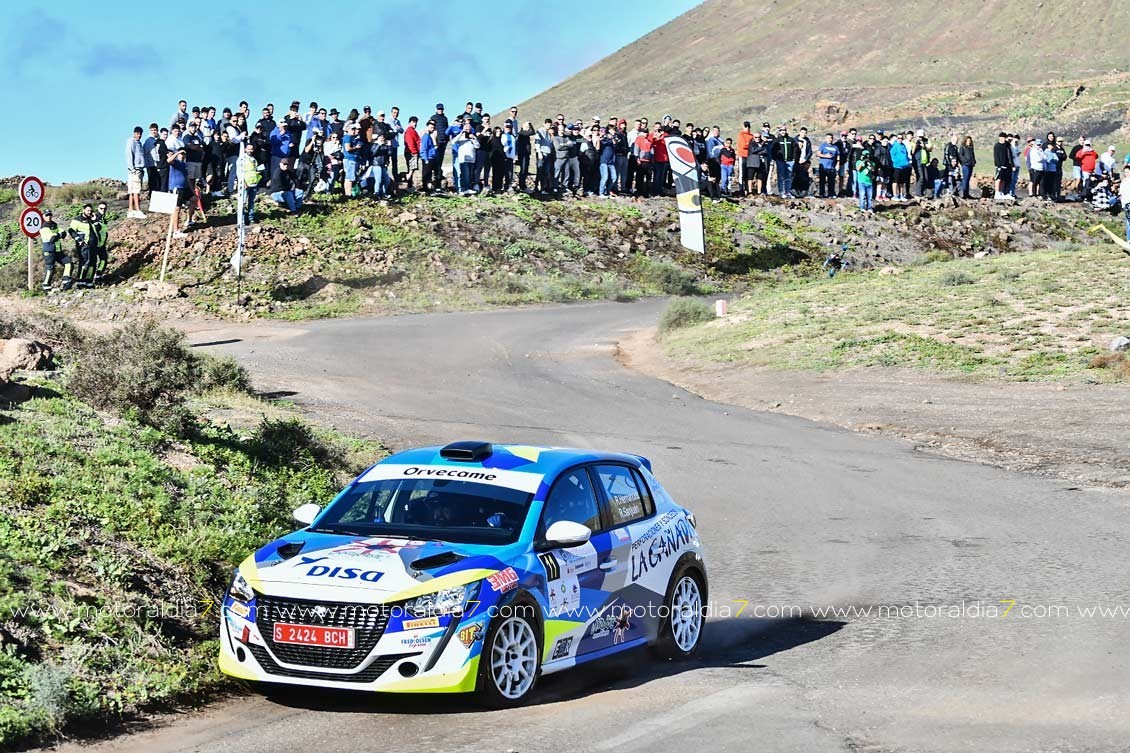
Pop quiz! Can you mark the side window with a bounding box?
[594,465,649,527]
[542,469,601,533]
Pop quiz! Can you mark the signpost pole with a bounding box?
[18,176,46,292]
[159,213,174,282]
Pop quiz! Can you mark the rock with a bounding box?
[1110,336,1130,353]
[351,216,370,229]
[973,251,990,259]
[395,211,418,224]
[133,280,183,300]
[0,339,54,381]
[878,266,901,275]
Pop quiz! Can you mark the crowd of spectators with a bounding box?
[124,98,1130,242]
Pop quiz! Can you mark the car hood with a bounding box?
[239,534,504,604]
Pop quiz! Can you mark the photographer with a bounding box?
[301,127,327,192]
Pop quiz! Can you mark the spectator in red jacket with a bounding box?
[651,124,669,196]
[403,116,421,190]
[1078,139,1099,198]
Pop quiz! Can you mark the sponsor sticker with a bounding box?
[400,633,437,648]
[613,527,631,544]
[457,624,484,648]
[359,463,543,494]
[228,601,251,618]
[303,564,384,583]
[487,567,519,593]
[550,636,573,660]
[403,616,440,630]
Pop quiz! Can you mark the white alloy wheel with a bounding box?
[670,575,703,652]
[490,616,539,699]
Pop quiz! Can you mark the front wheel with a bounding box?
[653,572,705,659]
[477,607,541,707]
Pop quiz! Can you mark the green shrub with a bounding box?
[66,320,201,432]
[939,269,974,287]
[632,257,703,295]
[200,355,253,393]
[924,249,953,263]
[659,297,714,334]
[250,417,337,470]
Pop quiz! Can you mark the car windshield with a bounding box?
[311,477,533,545]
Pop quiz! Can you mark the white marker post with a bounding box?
[19,176,45,292]
[147,191,178,281]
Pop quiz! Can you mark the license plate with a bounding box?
[273,623,355,648]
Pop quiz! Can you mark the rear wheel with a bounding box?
[477,607,541,707]
[654,571,705,659]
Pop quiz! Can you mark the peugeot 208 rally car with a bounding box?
[219,441,707,705]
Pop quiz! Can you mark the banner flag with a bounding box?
[665,136,706,254]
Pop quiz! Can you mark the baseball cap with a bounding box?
[877,128,885,135]
[1108,145,1116,151]
[43,209,52,217]
[436,103,444,109]
[377,110,385,116]
[329,108,339,115]
[1084,140,1092,146]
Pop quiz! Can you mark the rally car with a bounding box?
[219,441,707,705]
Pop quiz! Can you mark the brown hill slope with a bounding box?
[520,0,1130,141]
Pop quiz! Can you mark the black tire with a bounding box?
[652,569,705,660]
[475,601,542,708]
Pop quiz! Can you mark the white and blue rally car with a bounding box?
[219,442,707,705]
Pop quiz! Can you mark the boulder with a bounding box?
[0,339,54,381]
[878,266,901,276]
[133,280,183,300]
[1110,336,1130,353]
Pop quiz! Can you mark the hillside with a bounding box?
[0,182,1108,323]
[519,0,1130,145]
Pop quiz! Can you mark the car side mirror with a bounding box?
[292,503,321,526]
[544,520,592,549]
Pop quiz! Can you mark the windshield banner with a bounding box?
[359,464,543,494]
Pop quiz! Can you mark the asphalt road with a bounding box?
[61,300,1130,753]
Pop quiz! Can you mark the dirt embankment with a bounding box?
[618,327,1130,490]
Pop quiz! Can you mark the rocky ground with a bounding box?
[0,175,1108,324]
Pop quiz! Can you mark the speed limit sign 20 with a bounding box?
[20,207,45,238]
[19,176,45,207]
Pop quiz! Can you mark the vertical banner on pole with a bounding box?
[147,191,178,281]
[664,137,707,254]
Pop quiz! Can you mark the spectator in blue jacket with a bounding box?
[889,134,911,200]
[420,120,441,192]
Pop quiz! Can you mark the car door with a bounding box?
[536,466,614,663]
[589,463,657,647]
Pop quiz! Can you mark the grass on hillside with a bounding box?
[662,240,1130,382]
[0,319,385,750]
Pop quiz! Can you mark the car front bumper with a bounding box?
[217,596,486,693]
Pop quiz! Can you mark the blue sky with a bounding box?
[0,0,700,184]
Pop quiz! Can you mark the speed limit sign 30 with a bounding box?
[19,176,45,207]
[20,207,45,238]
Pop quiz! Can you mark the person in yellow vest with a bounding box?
[66,204,98,290]
[237,140,264,224]
[38,209,72,291]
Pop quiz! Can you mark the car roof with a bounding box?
[374,443,647,483]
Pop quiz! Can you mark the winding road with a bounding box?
[60,300,1130,753]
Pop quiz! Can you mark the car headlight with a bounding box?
[405,583,477,618]
[228,571,255,603]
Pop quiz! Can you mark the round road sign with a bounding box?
[19,207,45,238]
[19,176,45,206]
